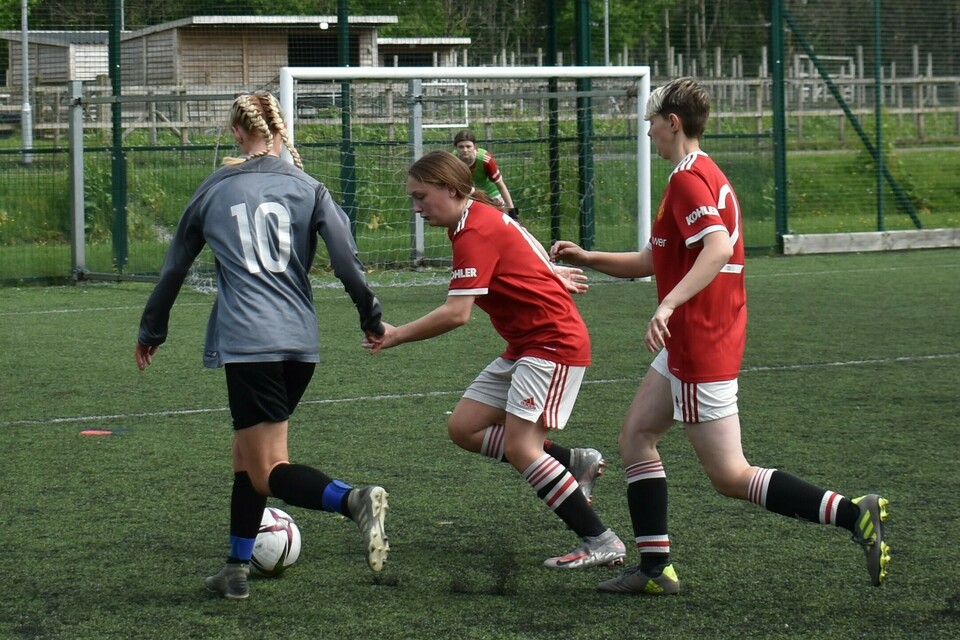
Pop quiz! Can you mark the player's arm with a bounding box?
[521,231,588,294]
[484,154,515,211]
[658,229,732,311]
[550,241,653,279]
[366,294,475,354]
[136,196,207,368]
[494,177,514,209]
[644,229,732,352]
[313,185,385,335]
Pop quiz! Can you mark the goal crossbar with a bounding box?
[279,65,652,261]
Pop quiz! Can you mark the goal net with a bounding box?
[192,65,651,290]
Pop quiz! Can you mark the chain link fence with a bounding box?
[0,1,956,283]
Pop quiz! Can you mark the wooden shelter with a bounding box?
[377,37,472,67]
[0,31,109,85]
[0,15,401,89]
[119,15,398,88]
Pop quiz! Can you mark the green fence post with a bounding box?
[575,0,595,250]
[110,0,127,271]
[873,0,885,231]
[771,0,789,251]
[69,80,86,280]
[547,0,561,245]
[339,0,357,238]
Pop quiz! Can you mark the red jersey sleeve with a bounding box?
[482,153,502,183]
[448,226,498,296]
[666,170,729,246]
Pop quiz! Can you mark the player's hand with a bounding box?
[553,265,589,294]
[361,323,397,355]
[362,329,383,349]
[507,207,519,221]
[135,342,158,370]
[550,240,588,266]
[644,304,674,353]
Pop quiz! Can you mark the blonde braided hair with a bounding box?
[223,91,303,170]
[256,91,303,170]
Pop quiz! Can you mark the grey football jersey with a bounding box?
[138,156,382,367]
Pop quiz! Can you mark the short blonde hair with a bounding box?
[644,77,711,140]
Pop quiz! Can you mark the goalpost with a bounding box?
[278,65,651,286]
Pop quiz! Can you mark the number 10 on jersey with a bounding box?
[231,202,293,274]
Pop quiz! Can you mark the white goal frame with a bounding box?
[279,65,652,256]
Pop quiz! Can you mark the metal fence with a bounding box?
[0,0,957,284]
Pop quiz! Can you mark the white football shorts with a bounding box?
[651,349,739,423]
[462,356,585,429]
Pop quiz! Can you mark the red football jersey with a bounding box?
[649,151,747,382]
[447,201,591,366]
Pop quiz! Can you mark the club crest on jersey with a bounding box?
[685,206,719,226]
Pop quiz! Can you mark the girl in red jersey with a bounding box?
[551,77,890,594]
[365,150,626,570]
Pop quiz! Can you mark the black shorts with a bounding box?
[224,361,316,430]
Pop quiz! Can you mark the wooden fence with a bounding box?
[0,73,958,145]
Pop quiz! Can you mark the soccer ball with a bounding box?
[250,507,302,577]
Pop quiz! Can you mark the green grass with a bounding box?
[785,147,960,233]
[2,249,959,639]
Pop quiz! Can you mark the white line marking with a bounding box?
[740,352,960,372]
[745,263,960,279]
[0,302,210,317]
[2,352,957,428]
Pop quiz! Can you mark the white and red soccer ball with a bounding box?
[250,507,302,577]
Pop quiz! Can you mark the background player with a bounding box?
[135,91,390,599]
[453,128,518,220]
[551,77,890,595]
[365,150,624,570]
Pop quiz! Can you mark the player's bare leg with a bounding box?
[684,414,755,500]
[687,401,890,587]
[447,398,506,454]
[600,369,679,593]
[450,398,606,504]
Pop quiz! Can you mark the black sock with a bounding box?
[835,500,860,532]
[625,460,671,571]
[640,554,670,575]
[764,470,858,529]
[267,463,333,511]
[523,453,605,538]
[231,471,267,538]
[552,490,606,538]
[228,471,266,564]
[543,438,572,468]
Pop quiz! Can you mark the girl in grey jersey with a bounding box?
[135,91,389,599]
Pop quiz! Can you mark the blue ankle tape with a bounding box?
[321,479,352,513]
[229,535,256,562]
